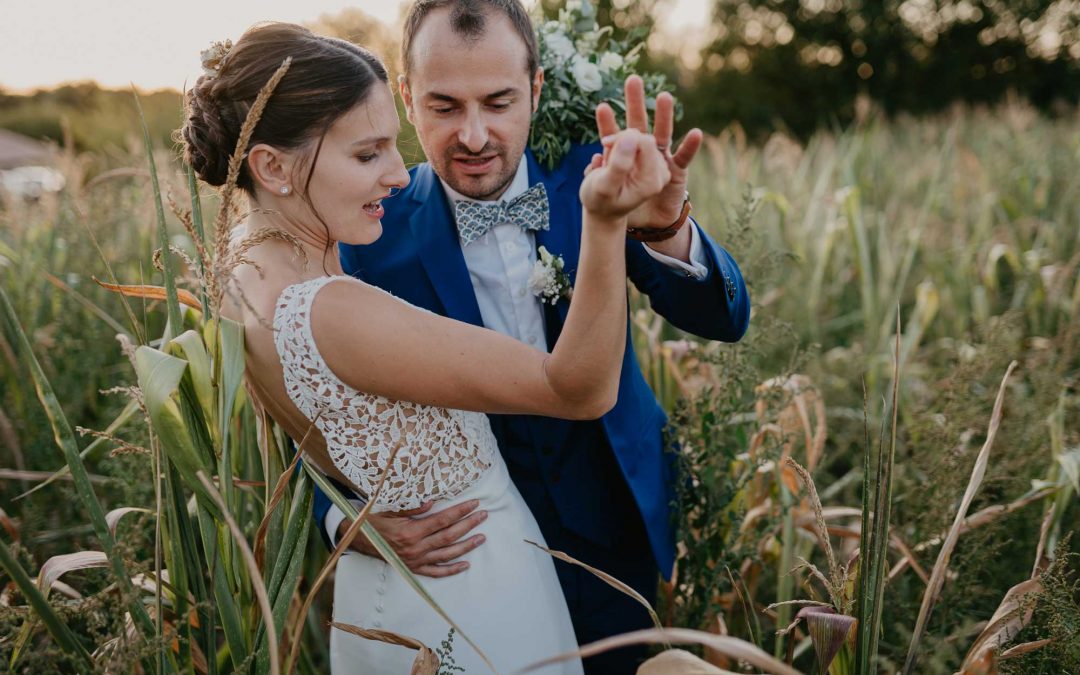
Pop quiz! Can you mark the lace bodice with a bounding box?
[273,276,496,512]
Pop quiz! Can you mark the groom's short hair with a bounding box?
[401,0,540,79]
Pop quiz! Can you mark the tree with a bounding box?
[684,0,1080,137]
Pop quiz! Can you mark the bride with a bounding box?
[181,22,669,675]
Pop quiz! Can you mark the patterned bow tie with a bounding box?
[454,182,550,246]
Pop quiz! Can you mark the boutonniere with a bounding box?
[528,246,573,305]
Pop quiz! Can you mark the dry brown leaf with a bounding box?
[0,506,19,542]
[518,627,805,675]
[93,278,202,310]
[329,622,440,675]
[105,507,151,537]
[960,578,1042,673]
[999,638,1051,660]
[637,648,734,674]
[37,551,108,594]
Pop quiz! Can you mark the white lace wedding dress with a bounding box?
[274,276,583,675]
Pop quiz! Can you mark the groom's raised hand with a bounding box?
[337,499,487,577]
[595,75,704,261]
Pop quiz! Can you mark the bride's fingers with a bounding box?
[591,130,642,198]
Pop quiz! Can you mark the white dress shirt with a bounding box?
[323,156,710,543]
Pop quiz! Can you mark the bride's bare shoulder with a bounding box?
[221,253,306,335]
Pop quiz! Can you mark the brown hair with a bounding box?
[400,0,539,79]
[181,22,389,194]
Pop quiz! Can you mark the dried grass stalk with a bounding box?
[901,360,1019,675]
[526,539,665,632]
[329,623,439,675]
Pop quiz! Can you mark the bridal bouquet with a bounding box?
[530,0,679,169]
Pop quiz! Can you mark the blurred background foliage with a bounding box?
[2,0,1079,152]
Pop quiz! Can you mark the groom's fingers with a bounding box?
[414,560,471,578]
[410,499,483,541]
[671,128,704,170]
[415,533,486,569]
[653,92,675,152]
[394,501,435,517]
[624,75,649,133]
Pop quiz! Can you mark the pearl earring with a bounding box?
[280,186,290,195]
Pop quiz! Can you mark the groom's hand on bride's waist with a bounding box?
[337,499,488,578]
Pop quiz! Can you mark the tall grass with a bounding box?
[1,98,1077,673]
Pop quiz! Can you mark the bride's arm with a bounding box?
[313,130,667,420]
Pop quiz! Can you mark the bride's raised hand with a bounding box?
[579,128,670,222]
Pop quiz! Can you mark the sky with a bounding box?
[1,0,709,92]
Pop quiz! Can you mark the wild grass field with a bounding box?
[0,97,1077,673]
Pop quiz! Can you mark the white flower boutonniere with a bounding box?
[528,246,573,305]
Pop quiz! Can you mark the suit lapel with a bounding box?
[408,165,485,327]
[529,152,580,327]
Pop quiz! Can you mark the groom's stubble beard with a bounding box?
[435,137,525,201]
[433,94,534,202]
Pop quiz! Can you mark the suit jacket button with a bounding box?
[540,445,553,456]
[551,470,561,483]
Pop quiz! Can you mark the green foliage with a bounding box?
[0,83,181,154]
[684,0,1080,139]
[650,101,1077,673]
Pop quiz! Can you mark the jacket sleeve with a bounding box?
[625,220,750,342]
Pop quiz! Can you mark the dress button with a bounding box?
[516,287,527,298]
[527,335,538,345]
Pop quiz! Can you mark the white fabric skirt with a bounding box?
[329,460,584,674]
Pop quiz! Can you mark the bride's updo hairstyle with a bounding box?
[182,22,389,195]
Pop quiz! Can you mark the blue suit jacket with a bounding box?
[314,144,749,578]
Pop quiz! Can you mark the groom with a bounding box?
[315,0,749,670]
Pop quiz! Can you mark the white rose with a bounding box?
[570,56,603,93]
[528,261,557,297]
[545,32,577,63]
[599,52,623,73]
[566,0,582,10]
